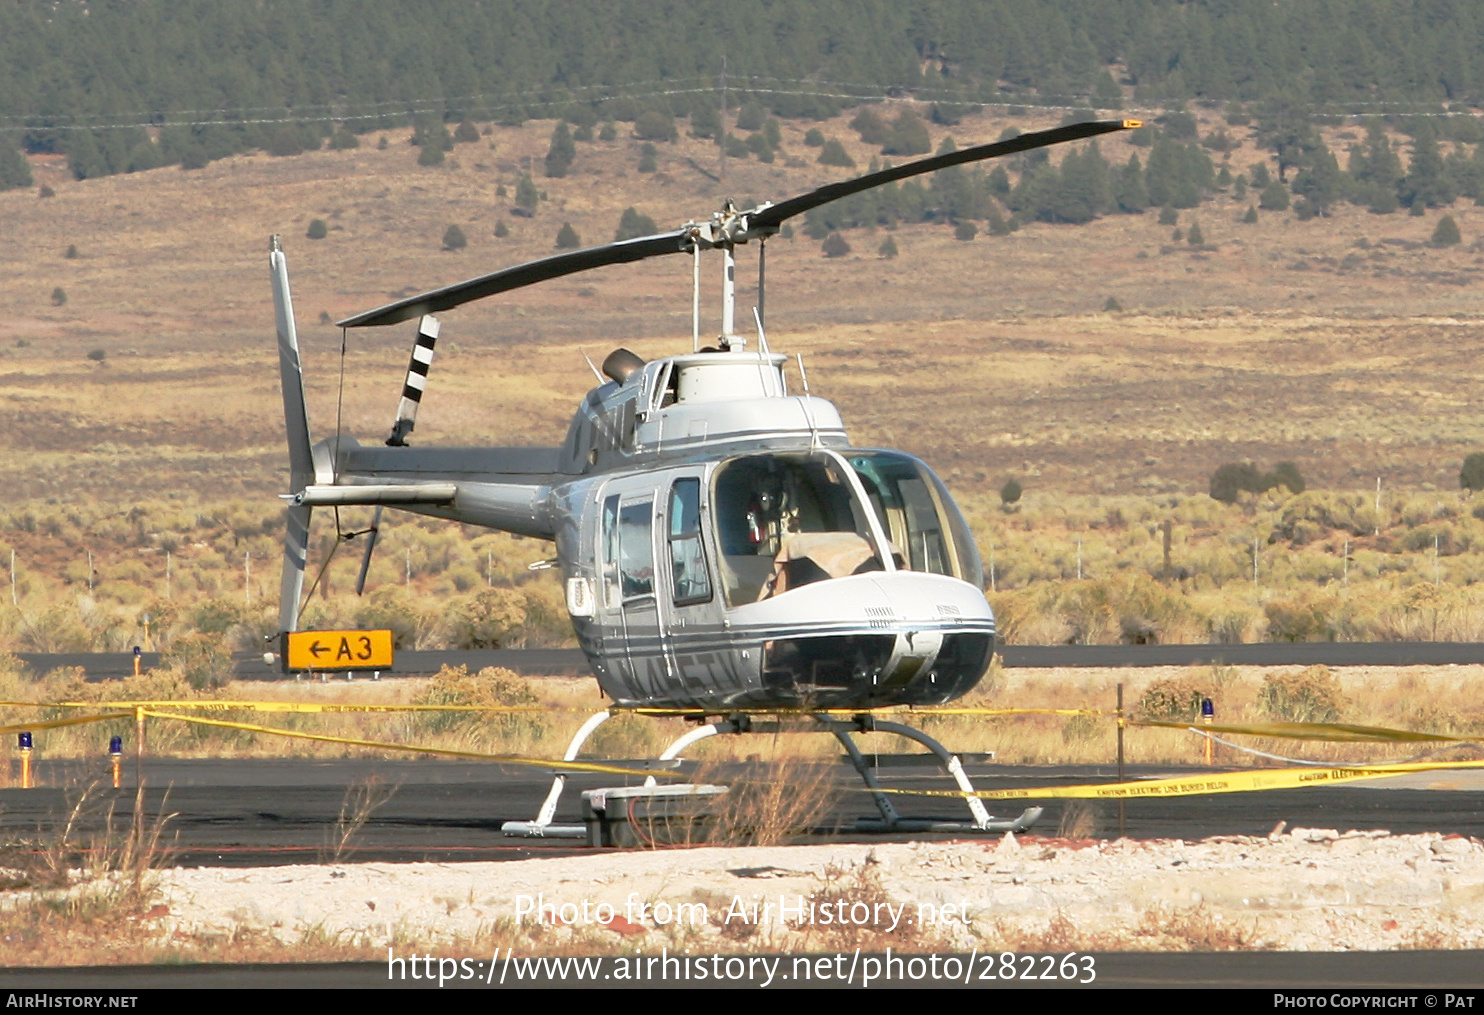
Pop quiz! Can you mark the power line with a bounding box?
[1,74,1478,134]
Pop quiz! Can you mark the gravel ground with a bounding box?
[133,828,1484,953]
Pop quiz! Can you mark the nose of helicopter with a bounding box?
[734,570,996,705]
[736,568,993,631]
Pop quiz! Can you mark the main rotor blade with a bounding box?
[339,227,693,328]
[748,118,1140,231]
[338,118,1138,328]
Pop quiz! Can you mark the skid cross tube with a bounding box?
[501,709,613,838]
[814,714,1041,833]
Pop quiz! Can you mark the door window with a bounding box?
[618,500,655,599]
[668,478,712,605]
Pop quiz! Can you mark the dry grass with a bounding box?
[9,660,1484,775]
[320,774,398,865]
[0,780,177,965]
[981,905,1267,953]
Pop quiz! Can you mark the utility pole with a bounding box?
[718,56,728,193]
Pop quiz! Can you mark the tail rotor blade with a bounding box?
[387,316,439,446]
[278,504,312,635]
[355,506,384,596]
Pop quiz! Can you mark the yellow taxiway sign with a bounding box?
[284,629,394,671]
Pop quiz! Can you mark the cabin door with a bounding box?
[598,479,668,699]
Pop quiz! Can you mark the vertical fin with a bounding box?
[269,236,314,636]
[386,314,439,446]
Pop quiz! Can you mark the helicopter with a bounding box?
[268,116,1140,835]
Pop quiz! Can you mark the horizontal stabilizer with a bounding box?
[285,483,459,507]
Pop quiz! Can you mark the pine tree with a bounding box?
[883,110,930,156]
[1259,180,1290,211]
[1043,143,1111,224]
[746,132,775,163]
[515,174,539,213]
[1146,139,1191,207]
[850,108,888,146]
[633,111,674,142]
[637,143,658,172]
[66,131,106,180]
[1402,127,1456,209]
[442,225,467,251]
[1186,220,1204,245]
[1461,453,1484,494]
[821,232,851,258]
[555,222,580,249]
[1350,124,1403,196]
[1431,214,1462,246]
[1112,154,1147,213]
[878,236,898,258]
[545,122,575,177]
[615,207,658,241]
[306,219,328,240]
[0,143,32,190]
[818,139,854,168]
[1242,205,1258,223]
[269,127,304,157]
[1290,132,1343,216]
[735,101,765,131]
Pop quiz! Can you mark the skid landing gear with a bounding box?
[502,709,1040,839]
[501,710,612,838]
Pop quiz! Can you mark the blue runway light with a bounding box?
[18,731,32,750]
[110,736,123,756]
[1201,697,1215,719]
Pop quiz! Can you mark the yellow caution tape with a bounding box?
[0,699,1105,718]
[880,758,1484,801]
[0,712,132,736]
[54,701,552,713]
[137,709,683,780]
[1134,719,1477,743]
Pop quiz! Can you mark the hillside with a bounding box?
[2,103,1483,506]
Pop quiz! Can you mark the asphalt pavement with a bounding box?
[25,642,1484,685]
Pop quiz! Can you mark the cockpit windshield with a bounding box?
[846,451,983,587]
[712,451,982,606]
